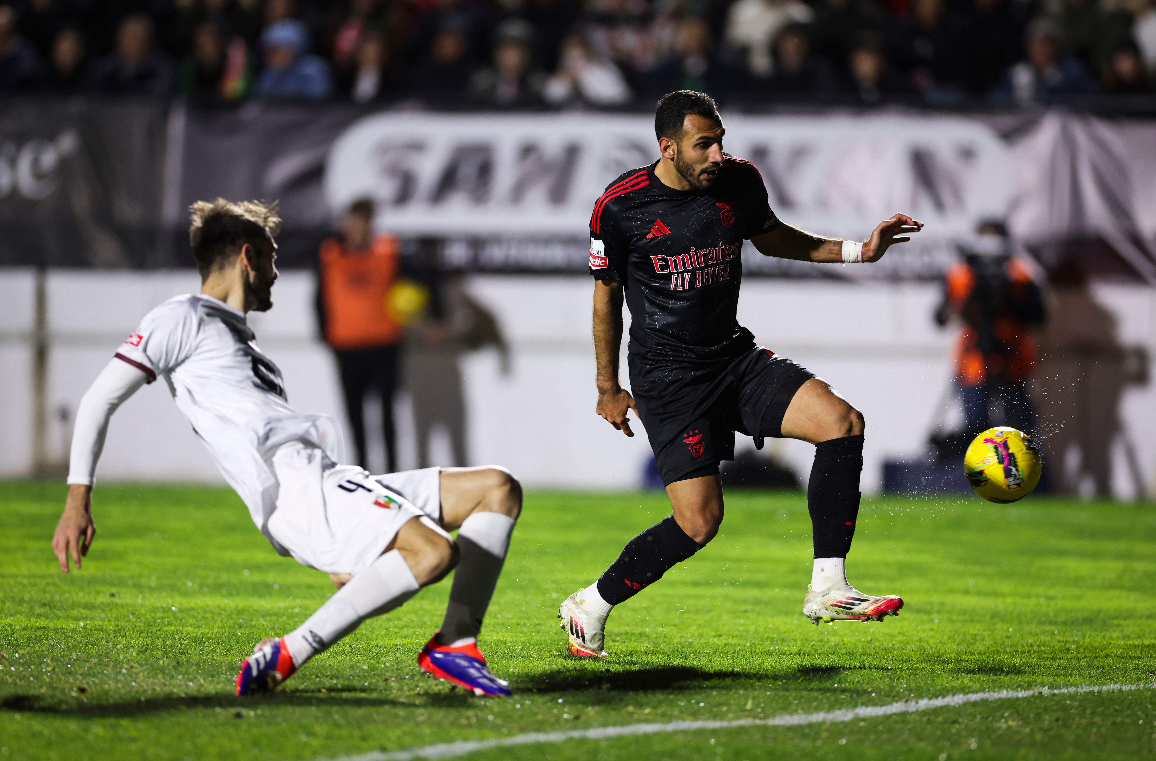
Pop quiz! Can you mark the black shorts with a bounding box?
[631,348,814,486]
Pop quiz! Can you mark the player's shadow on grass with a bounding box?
[524,663,906,695]
[524,666,767,694]
[0,691,414,718]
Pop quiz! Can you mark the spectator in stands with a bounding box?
[325,0,407,92]
[87,13,174,95]
[724,0,814,78]
[953,0,1027,96]
[518,0,579,72]
[892,0,963,100]
[471,19,546,107]
[1101,40,1153,92]
[583,0,657,86]
[1052,0,1132,74]
[327,0,381,69]
[169,0,262,61]
[1136,0,1156,77]
[810,0,886,75]
[409,24,476,101]
[255,18,332,99]
[0,4,45,90]
[996,18,1099,104]
[648,17,744,102]
[317,198,406,473]
[178,20,254,103]
[764,22,839,98]
[17,0,71,60]
[43,25,85,92]
[844,31,911,102]
[339,28,398,102]
[543,32,630,106]
[409,0,496,72]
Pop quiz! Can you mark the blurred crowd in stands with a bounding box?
[1,0,1154,107]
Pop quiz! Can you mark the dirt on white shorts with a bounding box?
[265,442,446,575]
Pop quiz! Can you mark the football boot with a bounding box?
[418,635,511,697]
[803,584,903,624]
[236,637,297,695]
[558,592,608,657]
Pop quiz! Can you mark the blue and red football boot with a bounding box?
[236,637,297,695]
[417,635,511,697]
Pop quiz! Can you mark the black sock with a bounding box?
[808,434,864,558]
[596,517,703,605]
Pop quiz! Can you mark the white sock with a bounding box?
[578,581,612,618]
[438,512,517,646]
[811,557,848,591]
[283,549,419,667]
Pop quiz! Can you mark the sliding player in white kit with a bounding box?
[52,199,520,697]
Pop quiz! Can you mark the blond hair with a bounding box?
[188,199,281,276]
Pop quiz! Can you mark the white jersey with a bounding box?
[113,294,340,547]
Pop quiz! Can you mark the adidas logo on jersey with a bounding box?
[646,219,671,239]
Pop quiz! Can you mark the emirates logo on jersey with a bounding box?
[716,202,735,227]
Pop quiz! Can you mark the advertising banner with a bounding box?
[0,98,168,268]
[169,106,1156,281]
[323,112,1013,241]
[2,98,1154,280]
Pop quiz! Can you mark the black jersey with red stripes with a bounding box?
[588,156,779,368]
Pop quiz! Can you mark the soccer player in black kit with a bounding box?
[559,91,924,657]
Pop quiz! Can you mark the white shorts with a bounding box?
[265,443,445,575]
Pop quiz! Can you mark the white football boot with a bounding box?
[558,592,609,657]
[803,584,903,625]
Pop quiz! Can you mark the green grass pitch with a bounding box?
[2,481,1156,760]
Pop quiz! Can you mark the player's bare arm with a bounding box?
[53,484,96,573]
[592,279,638,437]
[751,214,924,262]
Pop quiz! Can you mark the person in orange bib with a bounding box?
[935,220,1046,437]
[317,198,405,472]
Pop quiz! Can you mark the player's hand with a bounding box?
[596,387,639,437]
[863,213,923,263]
[53,484,95,573]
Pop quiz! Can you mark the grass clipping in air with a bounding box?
[1,481,1154,760]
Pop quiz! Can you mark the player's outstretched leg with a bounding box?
[417,467,522,697]
[236,517,454,695]
[780,379,903,625]
[561,475,715,656]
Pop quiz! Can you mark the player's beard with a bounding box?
[673,150,718,191]
[247,269,275,312]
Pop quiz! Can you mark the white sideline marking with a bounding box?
[318,683,1151,761]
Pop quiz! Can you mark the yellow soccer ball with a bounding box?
[963,427,1042,503]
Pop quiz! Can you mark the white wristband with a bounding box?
[841,240,864,263]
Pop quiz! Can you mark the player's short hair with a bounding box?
[188,199,281,278]
[654,90,721,141]
[348,198,374,218]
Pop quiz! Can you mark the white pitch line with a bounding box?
[317,682,1151,761]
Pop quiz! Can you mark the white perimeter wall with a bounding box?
[1,268,1153,498]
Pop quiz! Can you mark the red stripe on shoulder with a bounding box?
[590,170,647,231]
[114,352,157,383]
[724,155,765,181]
[601,170,648,198]
[590,175,649,234]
